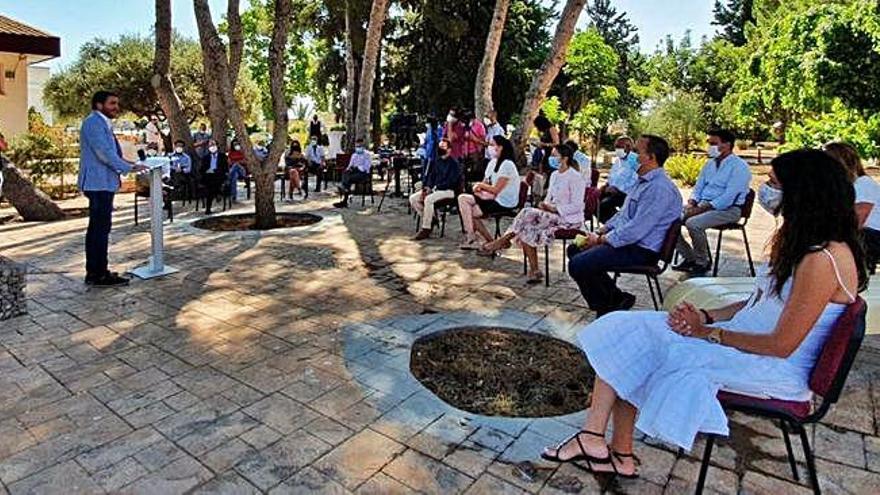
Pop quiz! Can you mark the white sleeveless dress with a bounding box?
[578,253,854,451]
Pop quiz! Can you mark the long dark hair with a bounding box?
[492,135,516,172]
[555,143,579,172]
[769,149,867,295]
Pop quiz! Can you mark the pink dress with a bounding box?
[507,168,587,247]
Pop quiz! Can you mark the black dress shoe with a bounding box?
[685,264,711,277]
[90,273,130,288]
[333,200,348,208]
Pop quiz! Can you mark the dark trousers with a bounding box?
[202,173,224,213]
[863,228,880,273]
[598,190,627,223]
[84,190,115,278]
[567,243,658,312]
[304,162,325,192]
[341,170,370,202]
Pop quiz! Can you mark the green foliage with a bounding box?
[44,33,261,123]
[783,102,880,158]
[713,0,755,46]
[7,109,78,197]
[665,154,705,186]
[637,90,706,153]
[540,97,568,126]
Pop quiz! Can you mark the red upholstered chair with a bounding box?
[609,219,682,310]
[695,298,868,495]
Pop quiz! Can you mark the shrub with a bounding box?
[665,154,705,186]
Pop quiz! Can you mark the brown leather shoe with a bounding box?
[413,229,432,241]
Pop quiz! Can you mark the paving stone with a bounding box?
[815,458,880,494]
[75,426,164,473]
[132,438,188,472]
[383,449,474,494]
[268,466,352,494]
[177,411,260,457]
[191,470,261,494]
[239,424,283,450]
[538,462,602,494]
[740,471,811,495]
[201,438,259,473]
[408,414,476,460]
[866,435,880,473]
[7,460,103,495]
[813,424,866,468]
[235,430,331,491]
[671,458,738,495]
[119,454,213,494]
[313,429,406,490]
[464,473,528,494]
[469,426,516,454]
[0,420,35,460]
[443,441,498,479]
[372,393,446,443]
[305,414,356,446]
[356,472,417,494]
[243,393,318,434]
[90,456,149,492]
[154,395,239,440]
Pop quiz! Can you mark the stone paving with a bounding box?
[0,178,879,495]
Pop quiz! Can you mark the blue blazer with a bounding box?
[78,111,132,192]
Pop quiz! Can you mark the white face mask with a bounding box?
[758,183,783,216]
[446,114,456,124]
[233,145,241,151]
[208,145,218,154]
[708,145,721,159]
[483,117,492,126]
[146,149,157,156]
[174,146,184,154]
[615,148,626,159]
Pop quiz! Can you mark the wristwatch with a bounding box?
[705,328,723,344]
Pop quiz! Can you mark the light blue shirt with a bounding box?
[171,152,192,174]
[605,167,683,252]
[691,154,752,210]
[208,153,219,173]
[78,111,132,192]
[306,144,324,165]
[349,151,372,173]
[607,152,640,194]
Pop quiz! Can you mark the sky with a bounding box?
[1,0,716,71]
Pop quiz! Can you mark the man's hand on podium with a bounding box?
[132,163,150,173]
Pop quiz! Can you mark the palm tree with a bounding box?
[474,0,511,119]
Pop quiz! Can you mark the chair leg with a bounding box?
[544,245,550,287]
[523,252,527,275]
[134,195,139,226]
[713,230,724,277]
[440,212,447,238]
[742,227,756,277]
[646,275,659,310]
[695,435,715,495]
[780,421,800,481]
[562,239,568,273]
[495,217,501,238]
[798,426,821,494]
[654,276,664,306]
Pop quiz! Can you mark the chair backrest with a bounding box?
[740,189,756,223]
[590,168,600,188]
[809,297,867,407]
[517,180,529,209]
[659,219,684,266]
[336,153,352,169]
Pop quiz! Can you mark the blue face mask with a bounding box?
[355,146,365,154]
[548,156,561,170]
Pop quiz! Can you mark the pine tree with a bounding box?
[712,0,754,46]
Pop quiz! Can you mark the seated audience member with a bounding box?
[542,149,864,479]
[284,140,307,199]
[480,144,587,283]
[457,135,521,250]
[170,140,192,174]
[305,136,326,192]
[825,142,880,271]
[252,140,269,164]
[334,138,372,208]
[411,138,462,240]
[200,139,229,214]
[568,135,682,316]
[598,136,639,223]
[674,129,752,275]
[227,139,247,203]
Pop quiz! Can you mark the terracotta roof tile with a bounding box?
[0,15,54,38]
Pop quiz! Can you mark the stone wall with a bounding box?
[0,256,26,320]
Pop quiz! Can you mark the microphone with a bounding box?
[137,149,147,162]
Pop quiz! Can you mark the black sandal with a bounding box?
[541,430,611,464]
[609,451,640,479]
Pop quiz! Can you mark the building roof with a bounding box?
[0,15,60,59]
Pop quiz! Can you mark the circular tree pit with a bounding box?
[410,327,593,418]
[192,212,322,232]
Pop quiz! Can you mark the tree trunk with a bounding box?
[354,0,390,145]
[370,44,382,148]
[511,0,586,166]
[152,0,195,155]
[474,0,511,120]
[344,1,360,151]
[226,0,243,89]
[0,161,65,221]
[194,0,291,230]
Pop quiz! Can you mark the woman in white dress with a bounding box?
[541,149,867,478]
[825,142,880,272]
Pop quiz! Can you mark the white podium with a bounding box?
[130,157,179,279]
